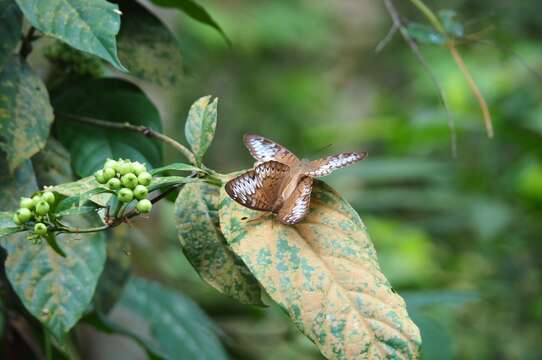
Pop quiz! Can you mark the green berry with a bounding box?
[108,177,122,190]
[20,197,34,209]
[16,208,32,223]
[118,188,134,203]
[31,195,41,207]
[103,167,116,181]
[121,173,138,189]
[42,191,55,205]
[104,159,117,170]
[132,162,147,176]
[12,214,22,225]
[117,161,132,176]
[133,185,148,200]
[35,201,50,216]
[138,172,152,186]
[95,170,106,184]
[136,199,152,213]
[34,222,47,236]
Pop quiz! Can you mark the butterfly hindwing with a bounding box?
[277,176,313,225]
[305,152,367,177]
[225,161,289,212]
[244,134,299,167]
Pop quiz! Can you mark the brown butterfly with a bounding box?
[225,134,367,225]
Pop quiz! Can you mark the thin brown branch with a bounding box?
[448,44,494,138]
[375,23,399,53]
[382,0,457,157]
[19,27,37,59]
[58,112,197,165]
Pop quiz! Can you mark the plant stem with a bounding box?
[407,0,445,33]
[20,27,37,59]
[448,44,494,138]
[58,113,197,165]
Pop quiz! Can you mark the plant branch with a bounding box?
[20,27,37,59]
[382,0,457,157]
[58,112,197,165]
[448,44,493,138]
[407,0,445,33]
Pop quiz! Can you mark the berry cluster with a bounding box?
[12,191,56,238]
[94,159,153,213]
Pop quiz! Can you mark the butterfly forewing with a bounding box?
[225,161,289,212]
[244,134,299,167]
[277,176,313,225]
[305,152,367,177]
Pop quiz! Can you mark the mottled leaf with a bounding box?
[0,56,53,173]
[219,180,421,360]
[0,158,38,215]
[32,138,74,187]
[149,175,194,191]
[119,276,228,360]
[93,227,131,314]
[2,228,106,339]
[406,23,445,46]
[175,182,262,305]
[54,78,163,177]
[150,0,229,44]
[14,0,126,71]
[184,96,218,165]
[151,162,202,176]
[116,0,183,87]
[0,0,22,71]
[0,158,107,340]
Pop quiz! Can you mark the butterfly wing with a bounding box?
[225,161,289,212]
[277,176,313,225]
[244,134,299,167]
[305,152,367,177]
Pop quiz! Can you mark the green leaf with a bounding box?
[438,10,464,39]
[150,0,229,45]
[148,175,193,191]
[406,22,446,46]
[119,276,228,360]
[151,162,202,176]
[52,176,112,208]
[32,138,74,187]
[2,228,106,340]
[0,213,24,238]
[84,312,167,360]
[219,180,421,360]
[0,56,53,173]
[92,227,132,314]
[184,96,218,165]
[175,182,262,305]
[116,1,183,87]
[53,78,163,177]
[0,0,22,72]
[14,0,127,71]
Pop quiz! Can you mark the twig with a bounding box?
[448,44,493,138]
[375,23,399,53]
[58,112,197,165]
[19,27,37,59]
[57,185,183,234]
[382,0,457,157]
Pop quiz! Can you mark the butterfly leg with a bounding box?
[241,212,272,224]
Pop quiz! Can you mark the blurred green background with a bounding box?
[80,0,542,359]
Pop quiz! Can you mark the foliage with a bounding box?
[1,0,540,359]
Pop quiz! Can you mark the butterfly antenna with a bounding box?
[314,143,334,157]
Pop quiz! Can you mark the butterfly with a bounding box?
[225,134,367,225]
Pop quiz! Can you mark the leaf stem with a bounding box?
[407,0,445,34]
[58,113,197,165]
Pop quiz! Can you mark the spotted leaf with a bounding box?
[175,182,262,305]
[184,96,218,165]
[219,180,421,360]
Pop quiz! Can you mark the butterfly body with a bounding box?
[226,134,366,225]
